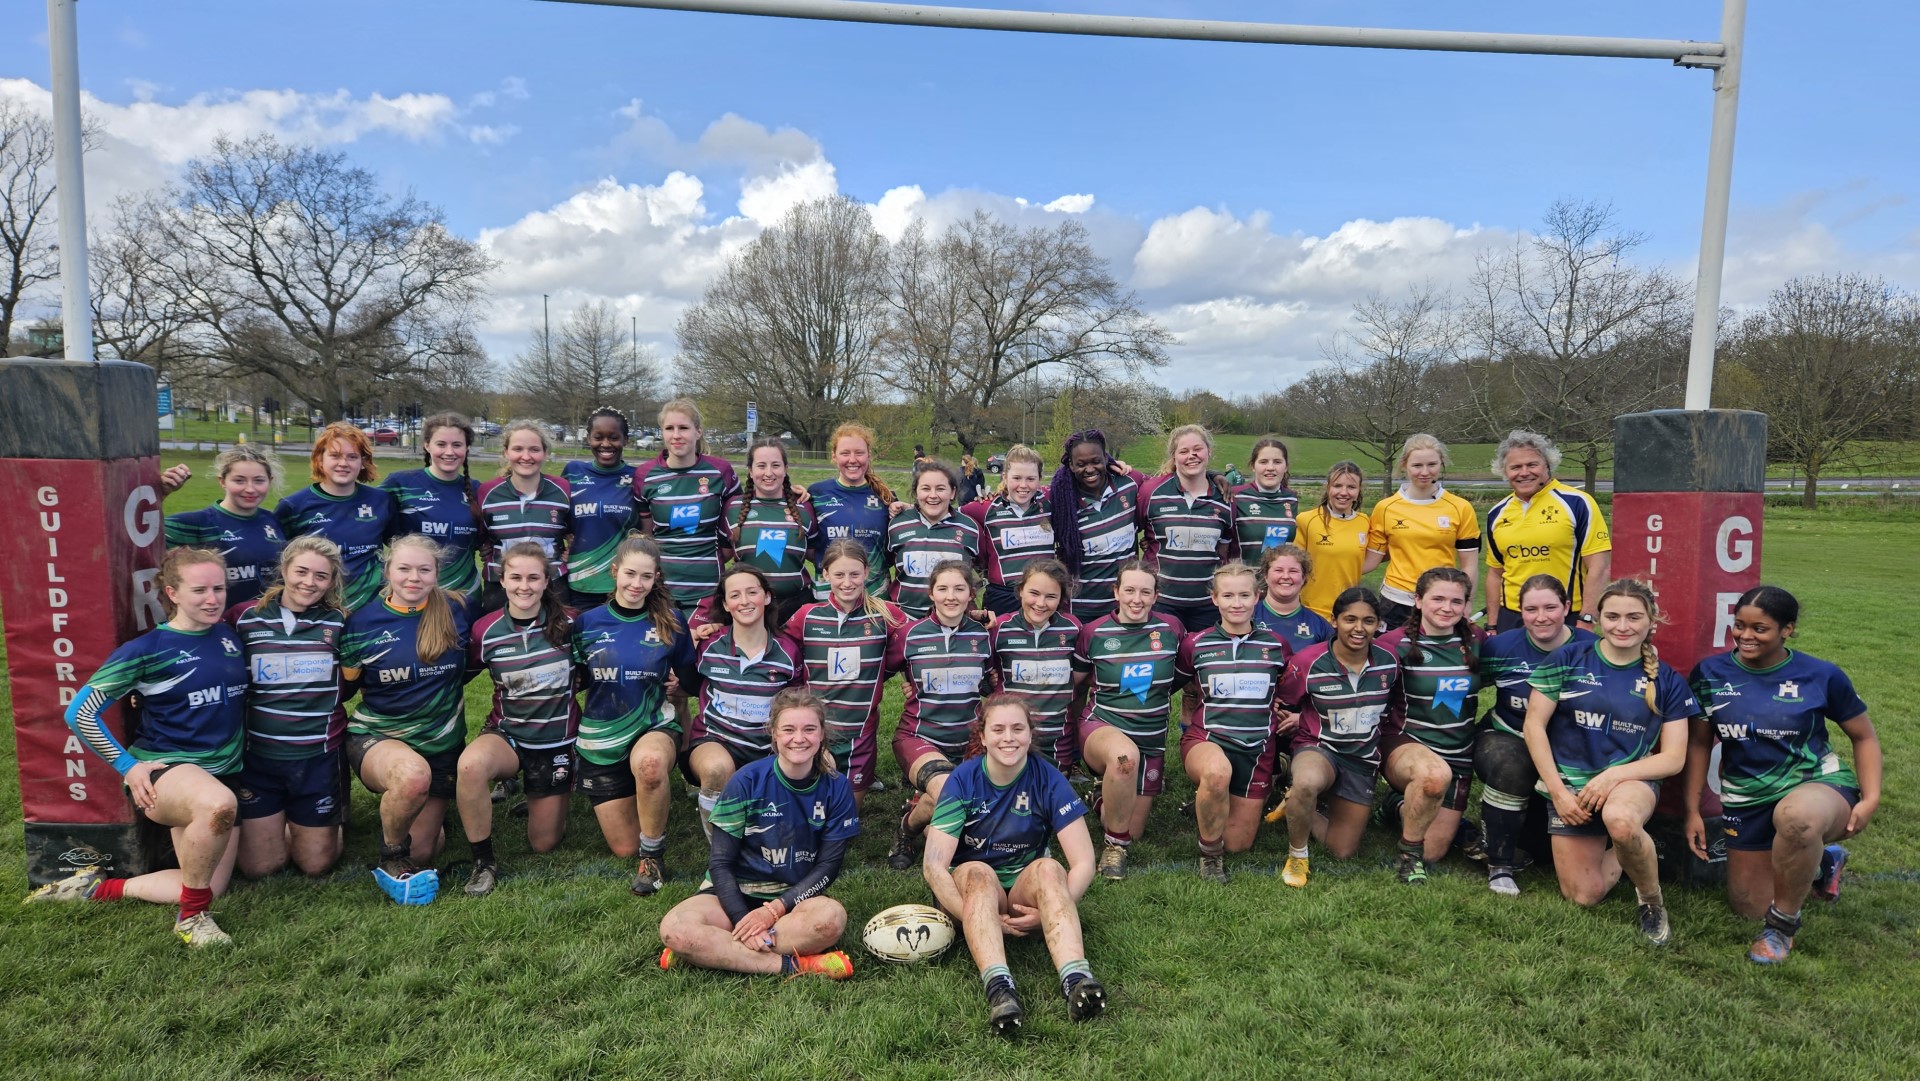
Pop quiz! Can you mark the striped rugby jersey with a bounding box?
[1064,472,1143,618]
[1479,627,1596,738]
[380,468,482,595]
[275,482,396,612]
[783,600,907,757]
[1378,626,1485,769]
[988,611,1082,749]
[690,627,803,757]
[1072,612,1184,754]
[1253,600,1333,654]
[962,494,1055,586]
[1231,483,1300,563]
[1178,625,1291,754]
[470,609,579,749]
[1483,479,1611,612]
[633,453,740,610]
[1137,474,1236,609]
[894,614,993,756]
[885,510,981,618]
[1690,649,1867,808]
[65,624,249,777]
[229,599,346,759]
[573,603,696,765]
[1282,641,1404,772]
[722,493,818,603]
[340,599,473,756]
[165,503,285,606]
[1528,639,1698,789]
[560,460,637,596]
[477,474,572,584]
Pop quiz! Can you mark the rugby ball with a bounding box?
[862,903,956,964]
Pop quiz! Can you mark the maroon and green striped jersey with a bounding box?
[1072,612,1184,754]
[884,510,981,618]
[988,611,1082,749]
[1231,482,1300,563]
[228,599,346,760]
[1137,474,1236,609]
[469,609,579,749]
[1065,473,1143,619]
[1282,641,1405,772]
[722,493,818,603]
[633,454,741,610]
[783,600,906,757]
[690,628,803,757]
[477,475,572,584]
[1377,626,1485,769]
[894,614,992,756]
[1177,626,1291,754]
[962,494,1056,586]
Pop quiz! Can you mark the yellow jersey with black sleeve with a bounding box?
[1295,505,1370,621]
[1483,479,1611,612]
[1366,486,1481,606]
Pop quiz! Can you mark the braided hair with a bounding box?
[1048,429,1114,577]
[1399,566,1479,672]
[735,436,806,536]
[588,404,631,437]
[420,412,476,487]
[1596,578,1664,712]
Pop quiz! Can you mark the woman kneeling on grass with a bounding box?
[1684,585,1882,964]
[342,535,474,905]
[923,695,1105,1037]
[658,689,858,980]
[1523,578,1700,946]
[31,548,249,947]
[458,542,579,896]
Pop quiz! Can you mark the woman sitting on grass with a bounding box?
[922,694,1104,1037]
[657,689,858,980]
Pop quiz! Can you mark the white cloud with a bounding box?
[1043,193,1095,214]
[737,159,839,227]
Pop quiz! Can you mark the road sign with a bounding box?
[157,381,174,431]
[745,401,758,435]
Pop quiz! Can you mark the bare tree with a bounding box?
[509,300,657,426]
[1297,285,1460,493]
[676,195,889,451]
[125,134,495,418]
[1730,274,1919,508]
[0,100,62,355]
[883,212,1172,455]
[1469,199,1692,488]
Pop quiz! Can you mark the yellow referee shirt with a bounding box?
[1366,487,1482,605]
[1483,479,1611,611]
[1296,505,1370,620]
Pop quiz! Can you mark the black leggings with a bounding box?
[1474,727,1537,868]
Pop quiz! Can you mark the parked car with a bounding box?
[633,434,659,450]
[474,420,501,437]
[549,424,569,443]
[987,453,1006,475]
[371,426,401,446]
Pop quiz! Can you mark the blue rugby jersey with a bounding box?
[806,478,893,594]
[275,482,396,611]
[66,624,249,776]
[710,757,861,888]
[560,460,637,597]
[381,468,482,596]
[1528,639,1699,789]
[1690,649,1867,807]
[572,603,697,765]
[1478,627,1596,738]
[339,599,472,756]
[930,755,1086,884]
[1253,600,1333,655]
[164,503,285,606]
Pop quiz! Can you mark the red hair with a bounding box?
[310,423,378,484]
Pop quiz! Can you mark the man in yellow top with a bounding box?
[1481,430,1611,632]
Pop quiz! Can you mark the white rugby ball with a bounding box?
[862,903,956,964]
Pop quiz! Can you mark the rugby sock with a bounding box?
[981,964,1013,994]
[1765,905,1803,937]
[639,834,666,859]
[88,878,126,902]
[178,885,213,922]
[1397,837,1423,859]
[1057,959,1092,998]
[1102,829,1132,848]
[1635,886,1664,907]
[470,837,496,866]
[1289,844,1310,860]
[1198,835,1225,858]
[781,954,798,975]
[698,792,719,839]
[1481,803,1526,868]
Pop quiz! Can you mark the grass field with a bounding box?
[1,458,1916,1079]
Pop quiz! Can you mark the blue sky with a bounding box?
[4,1,1915,393]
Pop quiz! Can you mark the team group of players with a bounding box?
[26,404,1882,1026]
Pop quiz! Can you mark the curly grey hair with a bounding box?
[1491,430,1562,478]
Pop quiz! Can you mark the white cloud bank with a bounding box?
[5,77,1914,395]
